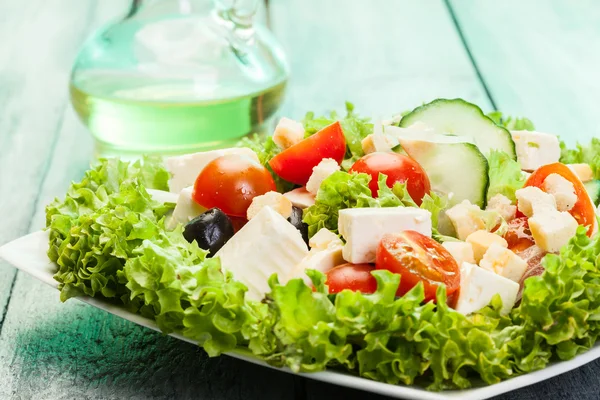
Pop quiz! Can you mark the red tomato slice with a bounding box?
[192,155,276,217]
[376,231,459,302]
[268,121,346,185]
[325,263,377,294]
[523,163,596,237]
[349,152,431,205]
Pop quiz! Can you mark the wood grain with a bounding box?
[448,0,600,145]
[0,0,113,331]
[269,0,493,121]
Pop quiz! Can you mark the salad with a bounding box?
[46,98,600,391]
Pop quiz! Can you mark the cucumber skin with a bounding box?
[457,142,490,208]
[395,140,490,208]
[398,98,517,160]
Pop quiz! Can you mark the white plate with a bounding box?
[2,231,600,400]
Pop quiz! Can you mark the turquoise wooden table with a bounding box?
[1,1,599,398]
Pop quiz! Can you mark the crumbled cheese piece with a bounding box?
[486,194,517,222]
[286,240,344,286]
[442,241,475,267]
[306,158,341,195]
[282,187,316,209]
[542,173,578,212]
[361,133,399,154]
[247,191,293,220]
[445,200,486,241]
[480,244,528,283]
[528,208,579,253]
[454,262,519,316]
[166,186,206,230]
[466,230,508,264]
[273,117,305,149]
[511,130,561,171]
[515,186,557,217]
[567,164,594,183]
[309,228,342,250]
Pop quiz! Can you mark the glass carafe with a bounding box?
[70,0,289,156]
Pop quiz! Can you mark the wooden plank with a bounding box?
[271,0,493,121]
[448,0,600,145]
[0,0,118,330]
[0,1,297,399]
[269,0,495,398]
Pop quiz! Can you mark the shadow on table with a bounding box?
[13,299,600,400]
[11,302,299,400]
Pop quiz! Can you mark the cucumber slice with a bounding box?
[585,180,600,206]
[385,126,489,208]
[398,99,517,160]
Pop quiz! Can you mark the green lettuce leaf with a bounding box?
[45,129,600,391]
[560,138,600,180]
[487,150,526,203]
[487,111,535,131]
[46,157,172,302]
[47,157,261,357]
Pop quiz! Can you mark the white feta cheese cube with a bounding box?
[215,207,309,301]
[309,228,342,250]
[465,230,508,264]
[480,244,528,283]
[166,148,259,193]
[442,241,475,267]
[146,189,179,204]
[338,207,432,264]
[515,186,557,217]
[542,173,578,212]
[306,158,341,195]
[486,194,517,222]
[567,163,594,183]
[511,130,561,171]
[445,200,486,241]
[528,208,579,253]
[247,191,293,220]
[454,262,519,316]
[282,187,316,209]
[166,187,206,230]
[272,117,305,149]
[285,242,344,286]
[361,133,399,154]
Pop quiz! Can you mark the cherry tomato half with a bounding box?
[192,155,276,218]
[502,217,535,253]
[523,163,596,236]
[325,263,378,295]
[376,231,459,302]
[349,152,431,205]
[269,121,346,185]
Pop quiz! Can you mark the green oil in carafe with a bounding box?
[70,3,289,156]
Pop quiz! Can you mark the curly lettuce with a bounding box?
[487,150,526,203]
[560,138,600,180]
[46,145,600,391]
[487,111,535,131]
[46,157,262,356]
